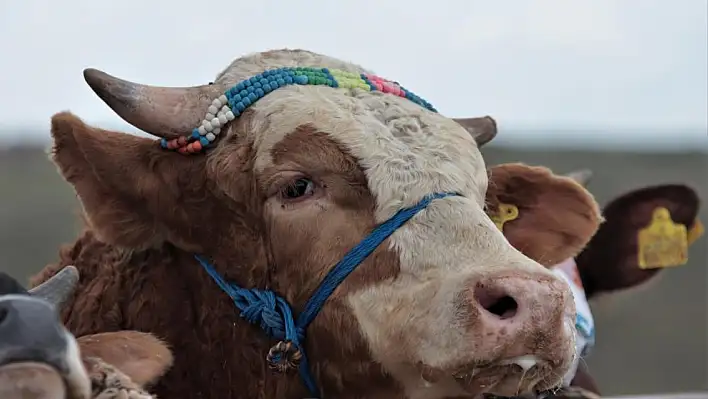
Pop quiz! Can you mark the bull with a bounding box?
[32,48,605,398]
[0,268,174,398]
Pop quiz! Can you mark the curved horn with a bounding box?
[83,68,225,139]
[28,266,79,308]
[565,169,593,186]
[453,116,498,147]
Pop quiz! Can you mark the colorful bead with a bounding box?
[161,66,437,155]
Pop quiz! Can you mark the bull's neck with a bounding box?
[110,244,387,397]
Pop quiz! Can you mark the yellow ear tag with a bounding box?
[637,207,688,269]
[490,203,519,231]
[687,219,704,246]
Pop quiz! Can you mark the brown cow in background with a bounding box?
[486,167,703,399]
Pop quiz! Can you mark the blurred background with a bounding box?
[1,0,706,396]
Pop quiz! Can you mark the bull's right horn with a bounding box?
[28,266,79,309]
[83,68,225,140]
[453,116,498,147]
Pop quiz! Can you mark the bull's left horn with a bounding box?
[453,116,498,147]
[83,68,225,139]
[28,266,79,308]
[565,169,593,186]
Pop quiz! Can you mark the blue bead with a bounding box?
[191,129,200,139]
[321,68,329,73]
[232,94,241,102]
[249,77,258,83]
[199,137,209,146]
[274,78,283,86]
[233,109,241,117]
[244,80,252,87]
[263,83,272,92]
[260,78,268,86]
[247,85,255,93]
[271,80,280,89]
[284,76,293,84]
[235,82,245,91]
[236,102,246,111]
[160,138,168,148]
[294,75,307,84]
[253,81,262,88]
[238,89,247,97]
[242,97,251,106]
[263,70,271,76]
[255,88,265,97]
[248,92,257,102]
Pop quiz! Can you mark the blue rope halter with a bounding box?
[195,191,459,397]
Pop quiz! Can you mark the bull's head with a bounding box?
[50,49,602,397]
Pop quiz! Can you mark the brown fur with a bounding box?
[78,331,174,388]
[486,163,603,266]
[33,114,602,398]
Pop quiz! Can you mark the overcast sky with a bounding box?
[0,0,706,149]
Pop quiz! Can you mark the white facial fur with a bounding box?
[212,50,575,396]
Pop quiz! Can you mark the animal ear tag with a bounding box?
[490,203,519,231]
[687,219,704,246]
[637,207,688,269]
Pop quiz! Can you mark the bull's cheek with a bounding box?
[347,281,475,368]
[0,362,66,399]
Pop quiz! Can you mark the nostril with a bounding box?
[474,285,519,320]
[0,306,8,325]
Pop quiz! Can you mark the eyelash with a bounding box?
[278,177,316,202]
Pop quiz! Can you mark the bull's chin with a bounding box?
[0,361,91,399]
[448,362,562,397]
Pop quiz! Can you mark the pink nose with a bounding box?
[470,273,574,334]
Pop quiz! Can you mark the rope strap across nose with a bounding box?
[194,191,459,397]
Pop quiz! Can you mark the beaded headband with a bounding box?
[159,67,438,154]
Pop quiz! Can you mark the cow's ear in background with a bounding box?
[575,184,702,299]
[564,169,593,187]
[485,163,603,267]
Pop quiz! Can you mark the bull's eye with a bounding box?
[281,178,315,200]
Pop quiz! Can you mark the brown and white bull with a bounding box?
[32,48,604,398]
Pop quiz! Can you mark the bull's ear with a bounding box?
[453,116,497,147]
[485,163,602,266]
[575,184,701,299]
[50,112,207,249]
[77,331,174,387]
